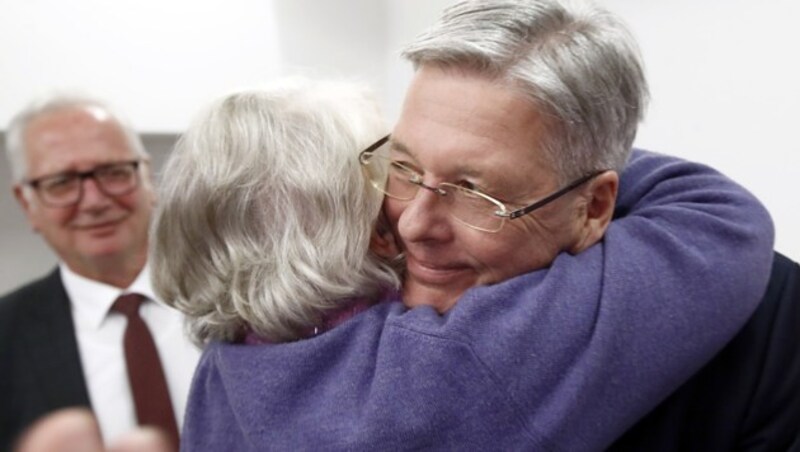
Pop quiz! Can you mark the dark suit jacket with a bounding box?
[0,269,91,451]
[611,252,800,451]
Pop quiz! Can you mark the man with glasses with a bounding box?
[355,0,798,449]
[0,96,199,450]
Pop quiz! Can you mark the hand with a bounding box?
[15,408,174,452]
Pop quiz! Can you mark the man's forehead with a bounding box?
[400,68,545,137]
[23,106,135,174]
[29,105,114,132]
[398,71,550,151]
[28,105,126,142]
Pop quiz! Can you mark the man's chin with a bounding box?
[75,237,132,260]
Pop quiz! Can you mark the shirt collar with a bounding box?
[60,263,159,330]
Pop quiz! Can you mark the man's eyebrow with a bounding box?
[388,136,485,180]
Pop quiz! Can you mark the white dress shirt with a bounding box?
[60,263,201,445]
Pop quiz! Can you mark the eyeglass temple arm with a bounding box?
[505,170,606,219]
[360,135,391,157]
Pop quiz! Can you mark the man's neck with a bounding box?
[68,252,147,289]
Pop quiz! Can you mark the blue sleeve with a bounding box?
[441,149,775,450]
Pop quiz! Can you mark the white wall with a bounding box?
[272,0,389,108]
[385,0,457,122]
[603,0,800,261]
[0,0,797,294]
[0,0,283,132]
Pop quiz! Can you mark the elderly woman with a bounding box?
[151,80,399,344]
[150,75,773,451]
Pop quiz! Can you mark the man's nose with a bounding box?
[396,186,453,244]
[414,180,447,197]
[77,177,113,208]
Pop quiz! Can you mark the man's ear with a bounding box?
[568,170,618,254]
[13,184,40,233]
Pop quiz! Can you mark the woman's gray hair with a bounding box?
[4,94,148,183]
[151,78,400,344]
[402,0,648,181]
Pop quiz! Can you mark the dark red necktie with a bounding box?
[112,293,179,449]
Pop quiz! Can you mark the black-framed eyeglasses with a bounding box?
[359,135,605,233]
[24,160,144,208]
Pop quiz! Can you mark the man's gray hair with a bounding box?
[151,78,401,344]
[402,0,648,181]
[4,94,148,183]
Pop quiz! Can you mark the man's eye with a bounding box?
[99,165,133,180]
[455,180,506,202]
[455,180,479,191]
[389,161,419,175]
[41,175,76,192]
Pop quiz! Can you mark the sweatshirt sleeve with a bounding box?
[446,149,775,450]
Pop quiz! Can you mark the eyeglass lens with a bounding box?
[361,148,505,233]
[34,162,140,207]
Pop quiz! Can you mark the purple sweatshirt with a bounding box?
[181,150,774,451]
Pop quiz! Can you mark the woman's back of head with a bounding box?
[151,78,400,344]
